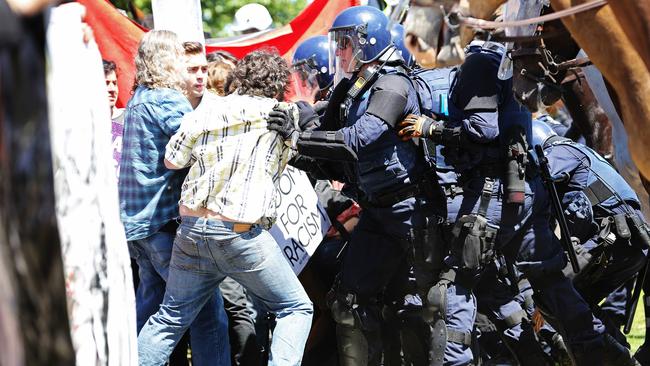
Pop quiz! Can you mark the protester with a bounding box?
[118,30,229,366]
[103,59,125,177]
[206,57,235,96]
[136,49,313,366]
[192,42,262,366]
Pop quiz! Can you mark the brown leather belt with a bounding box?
[232,223,253,233]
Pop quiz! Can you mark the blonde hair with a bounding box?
[134,30,184,90]
[206,59,235,96]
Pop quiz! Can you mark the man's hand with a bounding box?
[267,106,297,140]
[397,114,436,141]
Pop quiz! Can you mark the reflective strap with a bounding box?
[447,328,472,346]
[646,317,650,330]
[504,309,527,328]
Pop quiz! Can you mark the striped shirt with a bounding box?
[165,92,298,224]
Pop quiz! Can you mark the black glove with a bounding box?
[295,101,320,131]
[313,100,329,115]
[267,106,297,140]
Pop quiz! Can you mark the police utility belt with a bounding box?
[359,175,434,208]
[583,178,650,249]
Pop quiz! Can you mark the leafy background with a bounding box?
[110,0,308,38]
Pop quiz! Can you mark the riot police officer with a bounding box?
[291,35,333,104]
[397,39,638,365]
[531,119,649,358]
[268,6,444,365]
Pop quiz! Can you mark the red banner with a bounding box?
[79,0,358,107]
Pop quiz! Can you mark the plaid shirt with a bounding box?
[118,86,193,240]
[165,92,297,224]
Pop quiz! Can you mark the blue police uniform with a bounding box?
[541,136,647,334]
[409,57,551,365]
[422,42,617,365]
[329,64,442,364]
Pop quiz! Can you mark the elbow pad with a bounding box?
[366,74,410,128]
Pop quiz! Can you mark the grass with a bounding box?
[628,292,646,353]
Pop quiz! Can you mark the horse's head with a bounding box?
[402,0,505,68]
[402,0,467,68]
[510,15,581,112]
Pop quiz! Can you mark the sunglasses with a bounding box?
[336,35,352,50]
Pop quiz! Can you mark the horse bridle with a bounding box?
[509,24,593,92]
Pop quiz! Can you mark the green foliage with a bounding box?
[122,0,307,38]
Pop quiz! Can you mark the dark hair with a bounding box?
[183,41,203,56]
[225,48,289,100]
[206,50,238,64]
[103,59,117,76]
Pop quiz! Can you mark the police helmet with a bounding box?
[328,6,392,84]
[390,23,414,67]
[292,35,333,91]
[531,117,558,148]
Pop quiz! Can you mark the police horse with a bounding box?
[401,0,650,187]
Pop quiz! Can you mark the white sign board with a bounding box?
[152,0,205,44]
[270,166,331,274]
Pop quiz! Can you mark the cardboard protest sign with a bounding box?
[269,166,331,274]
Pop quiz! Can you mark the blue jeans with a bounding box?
[128,230,230,365]
[137,217,313,366]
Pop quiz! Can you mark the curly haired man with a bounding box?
[136,49,313,366]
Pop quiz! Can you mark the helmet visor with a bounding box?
[328,28,364,86]
[290,61,320,103]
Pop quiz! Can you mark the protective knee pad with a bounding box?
[429,318,447,366]
[336,324,369,366]
[425,279,450,366]
[426,279,449,322]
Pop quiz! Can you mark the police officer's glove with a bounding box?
[313,100,329,115]
[295,101,320,131]
[267,106,299,147]
[397,114,439,141]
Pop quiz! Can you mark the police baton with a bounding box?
[624,262,648,334]
[534,145,580,273]
[624,213,650,333]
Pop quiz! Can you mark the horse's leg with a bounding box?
[550,0,650,179]
[561,73,613,161]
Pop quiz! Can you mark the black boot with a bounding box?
[501,321,553,366]
[571,334,639,366]
[635,343,650,366]
[601,334,640,366]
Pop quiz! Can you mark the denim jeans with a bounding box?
[128,230,230,365]
[137,217,313,366]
